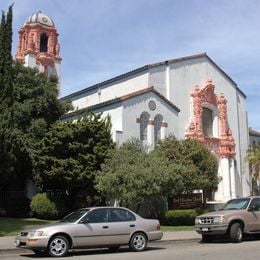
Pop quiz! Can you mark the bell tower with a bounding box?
[16,11,62,91]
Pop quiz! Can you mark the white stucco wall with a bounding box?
[63,55,250,201]
[69,92,179,148]
[236,92,250,196]
[149,57,241,139]
[70,71,149,111]
[149,65,167,96]
[24,53,37,68]
[121,92,179,147]
[91,103,123,141]
[148,56,250,199]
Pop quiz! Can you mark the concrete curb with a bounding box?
[0,248,31,255]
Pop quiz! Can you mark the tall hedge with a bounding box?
[163,209,199,226]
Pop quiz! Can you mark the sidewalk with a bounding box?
[0,231,201,253]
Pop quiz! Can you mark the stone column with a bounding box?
[230,158,236,198]
[221,157,231,200]
[148,119,154,150]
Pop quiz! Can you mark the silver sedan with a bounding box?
[15,206,163,257]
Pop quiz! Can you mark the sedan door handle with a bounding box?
[102,226,109,229]
[129,224,135,227]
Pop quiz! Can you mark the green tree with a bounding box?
[0,5,13,107]
[96,139,186,213]
[0,61,71,190]
[0,6,15,189]
[156,136,219,204]
[181,138,219,202]
[33,113,115,208]
[247,145,260,194]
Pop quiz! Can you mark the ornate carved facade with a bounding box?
[186,80,235,158]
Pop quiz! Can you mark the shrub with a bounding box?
[163,209,198,226]
[30,193,59,220]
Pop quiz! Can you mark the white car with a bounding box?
[15,206,163,257]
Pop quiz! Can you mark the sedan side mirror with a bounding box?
[79,217,90,224]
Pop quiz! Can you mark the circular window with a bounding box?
[148,100,156,111]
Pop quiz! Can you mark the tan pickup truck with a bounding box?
[195,196,260,242]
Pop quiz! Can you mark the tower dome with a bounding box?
[16,11,61,93]
[24,11,55,27]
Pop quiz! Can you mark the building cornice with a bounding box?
[61,53,246,100]
[61,86,180,120]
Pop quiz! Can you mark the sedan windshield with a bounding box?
[221,198,250,210]
[60,209,90,223]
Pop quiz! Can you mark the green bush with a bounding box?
[163,209,198,226]
[30,193,60,220]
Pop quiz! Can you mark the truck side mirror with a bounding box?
[248,205,257,212]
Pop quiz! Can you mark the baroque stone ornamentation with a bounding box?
[186,80,235,158]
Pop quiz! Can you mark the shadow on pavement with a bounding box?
[199,234,260,244]
[20,246,166,258]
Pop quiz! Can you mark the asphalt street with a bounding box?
[1,239,260,260]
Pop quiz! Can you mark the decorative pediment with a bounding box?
[186,80,235,158]
[200,80,218,106]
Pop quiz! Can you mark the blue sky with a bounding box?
[2,0,260,130]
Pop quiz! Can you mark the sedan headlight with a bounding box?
[28,230,44,237]
[213,216,225,224]
[195,218,200,224]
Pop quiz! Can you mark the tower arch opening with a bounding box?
[40,33,48,52]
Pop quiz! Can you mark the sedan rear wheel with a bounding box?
[48,235,69,257]
[129,232,147,252]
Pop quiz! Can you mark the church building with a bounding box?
[17,12,251,203]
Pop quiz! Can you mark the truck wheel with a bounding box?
[230,223,243,243]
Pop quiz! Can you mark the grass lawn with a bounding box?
[0,217,55,237]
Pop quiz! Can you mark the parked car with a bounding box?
[195,196,260,242]
[15,206,163,257]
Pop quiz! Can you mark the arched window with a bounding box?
[140,112,149,141]
[202,107,213,137]
[40,33,48,52]
[154,114,163,144]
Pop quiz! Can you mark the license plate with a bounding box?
[202,228,209,231]
[15,240,20,246]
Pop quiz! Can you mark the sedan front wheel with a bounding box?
[129,232,147,252]
[48,235,69,257]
